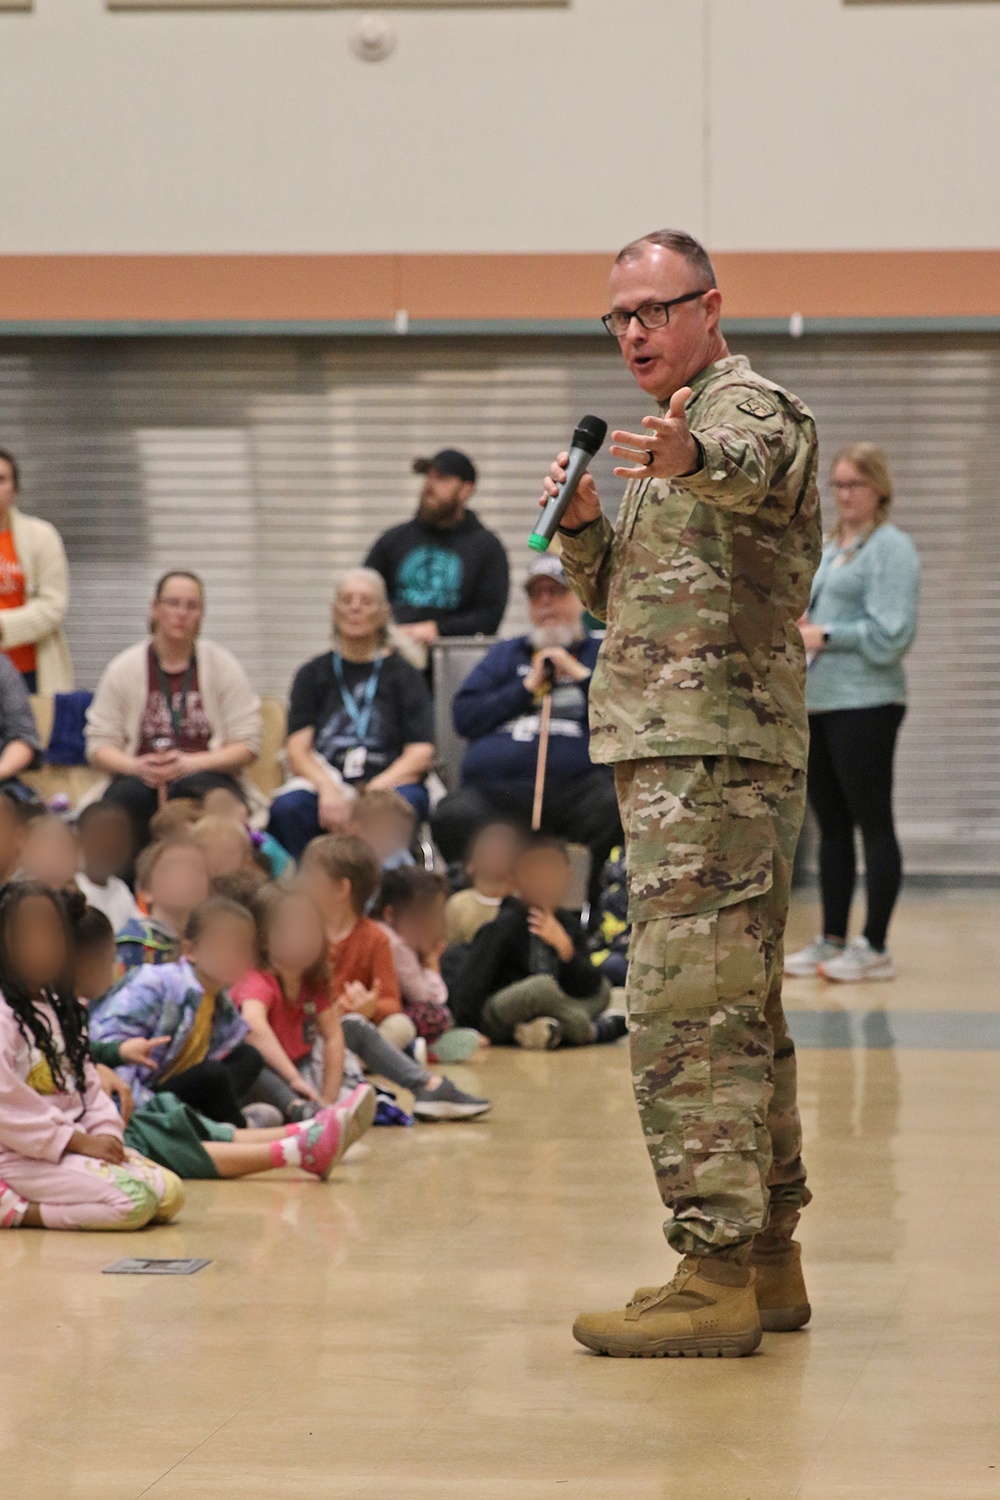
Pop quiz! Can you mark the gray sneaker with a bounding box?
[514,1016,563,1051]
[242,1103,284,1130]
[819,937,897,983]
[412,1078,491,1121]
[785,937,844,978]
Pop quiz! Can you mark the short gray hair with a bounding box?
[332,567,391,647]
[615,229,717,289]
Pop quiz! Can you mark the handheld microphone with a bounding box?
[529,414,608,553]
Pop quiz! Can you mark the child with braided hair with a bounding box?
[0,881,183,1231]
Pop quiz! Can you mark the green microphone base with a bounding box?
[527,532,550,553]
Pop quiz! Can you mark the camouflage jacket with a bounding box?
[560,354,821,770]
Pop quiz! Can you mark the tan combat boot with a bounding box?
[750,1238,811,1332]
[573,1258,762,1359]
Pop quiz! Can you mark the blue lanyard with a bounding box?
[332,651,383,742]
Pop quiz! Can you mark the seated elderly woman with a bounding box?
[86,570,263,849]
[267,568,436,860]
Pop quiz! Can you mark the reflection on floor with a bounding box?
[1,896,997,1499]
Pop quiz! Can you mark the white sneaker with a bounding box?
[785,937,844,977]
[514,1017,563,1051]
[819,936,896,983]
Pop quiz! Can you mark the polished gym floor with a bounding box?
[2,894,998,1500]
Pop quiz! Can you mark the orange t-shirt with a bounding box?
[329,916,402,1024]
[0,530,35,676]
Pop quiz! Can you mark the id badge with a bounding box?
[342,746,367,781]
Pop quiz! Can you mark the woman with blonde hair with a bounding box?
[267,568,435,859]
[788,443,920,982]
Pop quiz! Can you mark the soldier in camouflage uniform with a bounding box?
[542,230,821,1358]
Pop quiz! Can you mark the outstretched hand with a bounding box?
[609,387,700,481]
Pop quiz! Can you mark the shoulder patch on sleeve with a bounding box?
[736,396,777,420]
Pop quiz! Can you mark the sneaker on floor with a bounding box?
[592,1013,629,1045]
[785,937,844,977]
[819,936,896,983]
[242,1103,283,1130]
[335,1083,378,1155]
[514,1016,563,1051]
[286,1098,321,1124]
[412,1077,491,1121]
[430,1028,486,1064]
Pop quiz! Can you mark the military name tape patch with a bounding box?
[736,396,777,420]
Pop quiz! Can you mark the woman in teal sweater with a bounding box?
[787,443,920,983]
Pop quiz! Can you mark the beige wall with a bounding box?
[0,0,997,254]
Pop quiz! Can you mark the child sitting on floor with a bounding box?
[350,787,417,875]
[91,897,267,1127]
[18,814,79,894]
[449,834,626,1050]
[232,886,352,1115]
[196,781,293,880]
[115,836,210,974]
[0,880,183,1232]
[444,821,522,946]
[300,834,490,1121]
[74,902,370,1181]
[374,867,455,1045]
[74,800,140,932]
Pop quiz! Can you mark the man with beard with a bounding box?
[364,449,509,646]
[430,555,621,918]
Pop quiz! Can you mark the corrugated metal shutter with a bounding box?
[0,332,996,874]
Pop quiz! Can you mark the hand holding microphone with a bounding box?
[532,415,608,551]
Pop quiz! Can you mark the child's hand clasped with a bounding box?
[528,908,574,962]
[69,1131,126,1166]
[337,980,380,1018]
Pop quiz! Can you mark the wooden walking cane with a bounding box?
[531,659,557,831]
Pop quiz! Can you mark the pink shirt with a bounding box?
[0,995,123,1164]
[379,925,448,1011]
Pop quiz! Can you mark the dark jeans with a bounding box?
[268,782,430,861]
[104,770,246,852]
[431,768,622,919]
[807,704,906,952]
[157,1041,264,1128]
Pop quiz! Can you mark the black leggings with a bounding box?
[806,705,906,952]
[158,1041,264,1128]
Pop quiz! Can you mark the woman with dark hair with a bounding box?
[268,568,435,859]
[789,443,920,983]
[0,880,181,1231]
[85,570,263,849]
[0,448,73,693]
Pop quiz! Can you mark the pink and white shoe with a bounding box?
[335,1084,377,1156]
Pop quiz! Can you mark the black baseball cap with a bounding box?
[412,448,477,485]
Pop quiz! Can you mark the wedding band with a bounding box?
[645,449,655,466]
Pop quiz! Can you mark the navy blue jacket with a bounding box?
[453,634,601,785]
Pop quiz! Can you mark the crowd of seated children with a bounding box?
[74,897,373,1182]
[297,833,490,1120]
[448,834,627,1051]
[116,835,210,972]
[0,880,183,1231]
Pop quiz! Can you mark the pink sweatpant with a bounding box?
[0,1149,181,1231]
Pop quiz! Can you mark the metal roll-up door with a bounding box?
[0,332,996,874]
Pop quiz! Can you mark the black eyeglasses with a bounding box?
[601,289,710,339]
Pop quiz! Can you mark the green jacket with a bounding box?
[560,354,822,771]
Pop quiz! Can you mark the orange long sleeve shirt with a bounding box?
[329,917,402,1024]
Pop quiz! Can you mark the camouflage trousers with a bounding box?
[615,754,810,1262]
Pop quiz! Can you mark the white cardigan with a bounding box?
[85,636,263,798]
[0,508,73,693]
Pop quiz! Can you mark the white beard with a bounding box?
[528,623,582,651]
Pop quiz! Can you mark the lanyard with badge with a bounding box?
[153,652,195,746]
[333,650,383,781]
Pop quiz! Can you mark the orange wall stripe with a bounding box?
[1,251,999,324]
